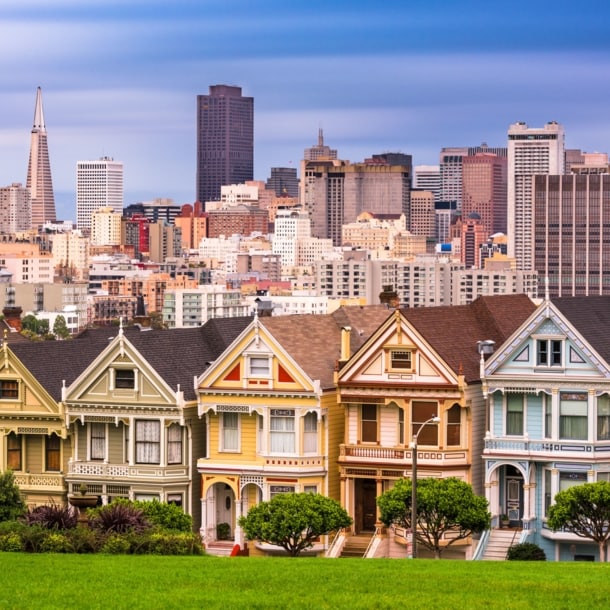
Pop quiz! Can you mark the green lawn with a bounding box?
[0,553,607,609]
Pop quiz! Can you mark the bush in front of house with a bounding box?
[24,503,78,530]
[506,542,547,561]
[88,502,150,534]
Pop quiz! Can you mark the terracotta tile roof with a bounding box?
[400,294,536,383]
[261,306,392,390]
[10,317,253,403]
[552,296,610,365]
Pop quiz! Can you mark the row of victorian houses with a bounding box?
[1,292,610,561]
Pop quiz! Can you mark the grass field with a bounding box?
[0,553,607,609]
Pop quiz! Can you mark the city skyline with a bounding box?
[1,1,610,221]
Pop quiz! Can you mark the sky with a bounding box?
[1,0,610,222]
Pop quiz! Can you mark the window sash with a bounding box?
[391,350,412,370]
[90,423,106,460]
[167,424,182,464]
[446,404,461,446]
[222,413,239,452]
[7,433,22,470]
[506,395,524,436]
[135,420,160,464]
[560,397,588,440]
[0,380,18,399]
[115,369,135,389]
[361,404,377,443]
[270,414,295,453]
[303,413,317,453]
[249,357,270,376]
[46,435,61,472]
[411,401,438,445]
[597,395,610,440]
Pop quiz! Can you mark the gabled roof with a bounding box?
[400,294,537,383]
[552,296,610,365]
[10,317,253,402]
[261,306,392,390]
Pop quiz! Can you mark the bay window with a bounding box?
[446,404,461,446]
[361,404,378,443]
[411,401,438,445]
[90,422,106,460]
[597,395,610,440]
[303,412,318,453]
[167,424,183,464]
[221,413,239,452]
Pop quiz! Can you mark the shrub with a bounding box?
[89,502,150,534]
[507,542,547,561]
[24,503,78,530]
[147,532,204,555]
[132,499,193,532]
[216,522,231,540]
[100,534,131,555]
[19,525,50,553]
[0,532,24,552]
[0,470,26,522]
[40,532,69,553]
[64,526,105,554]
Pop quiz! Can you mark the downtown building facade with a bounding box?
[76,157,124,232]
[0,183,31,233]
[534,173,610,297]
[300,155,412,246]
[507,121,565,270]
[196,85,254,207]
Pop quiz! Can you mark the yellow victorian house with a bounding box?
[196,306,390,554]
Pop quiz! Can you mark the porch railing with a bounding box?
[339,444,467,466]
[67,461,188,479]
[485,438,610,457]
[13,472,65,490]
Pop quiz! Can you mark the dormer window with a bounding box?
[537,339,562,367]
[115,369,135,389]
[0,380,18,399]
[249,356,270,377]
[390,350,412,371]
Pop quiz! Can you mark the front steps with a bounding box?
[205,540,235,556]
[339,533,374,558]
[482,528,520,560]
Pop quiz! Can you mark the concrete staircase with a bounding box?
[481,528,519,560]
[205,540,235,556]
[339,533,374,558]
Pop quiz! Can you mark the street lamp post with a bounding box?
[410,415,440,559]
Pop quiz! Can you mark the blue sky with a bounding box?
[1,0,610,221]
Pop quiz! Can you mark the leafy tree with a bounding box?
[21,314,40,334]
[52,315,71,339]
[547,481,610,562]
[238,493,352,557]
[377,477,490,559]
[0,470,26,522]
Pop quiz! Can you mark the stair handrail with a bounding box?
[325,527,346,558]
[471,528,490,560]
[363,525,382,558]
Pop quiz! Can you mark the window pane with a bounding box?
[46,435,61,471]
[270,410,295,453]
[560,394,588,440]
[7,433,21,470]
[412,401,438,445]
[115,369,135,389]
[90,423,106,460]
[222,413,239,451]
[446,404,461,446]
[361,404,377,443]
[391,351,412,369]
[135,420,160,464]
[167,424,182,464]
[0,380,18,399]
[597,395,610,440]
[506,395,524,436]
[304,413,317,453]
[250,357,269,376]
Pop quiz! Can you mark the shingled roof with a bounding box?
[400,294,537,383]
[552,296,610,366]
[9,317,253,402]
[261,305,392,391]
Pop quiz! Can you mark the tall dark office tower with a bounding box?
[196,85,253,207]
[26,87,56,228]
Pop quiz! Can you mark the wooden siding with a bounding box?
[108,425,124,463]
[323,393,341,501]
[25,436,43,472]
[466,385,484,497]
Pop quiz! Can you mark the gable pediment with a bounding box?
[198,322,315,394]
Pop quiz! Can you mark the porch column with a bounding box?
[523,482,535,527]
[375,477,383,525]
[127,417,134,465]
[234,492,244,548]
[200,495,208,541]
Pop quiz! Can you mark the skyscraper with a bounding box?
[507,121,565,270]
[196,85,254,207]
[76,157,123,232]
[26,87,56,228]
[534,173,610,297]
[462,152,507,235]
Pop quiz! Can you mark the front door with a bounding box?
[355,479,377,533]
[504,467,523,526]
[216,485,234,539]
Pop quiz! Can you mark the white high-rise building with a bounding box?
[76,157,123,232]
[507,121,565,270]
[414,165,441,201]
